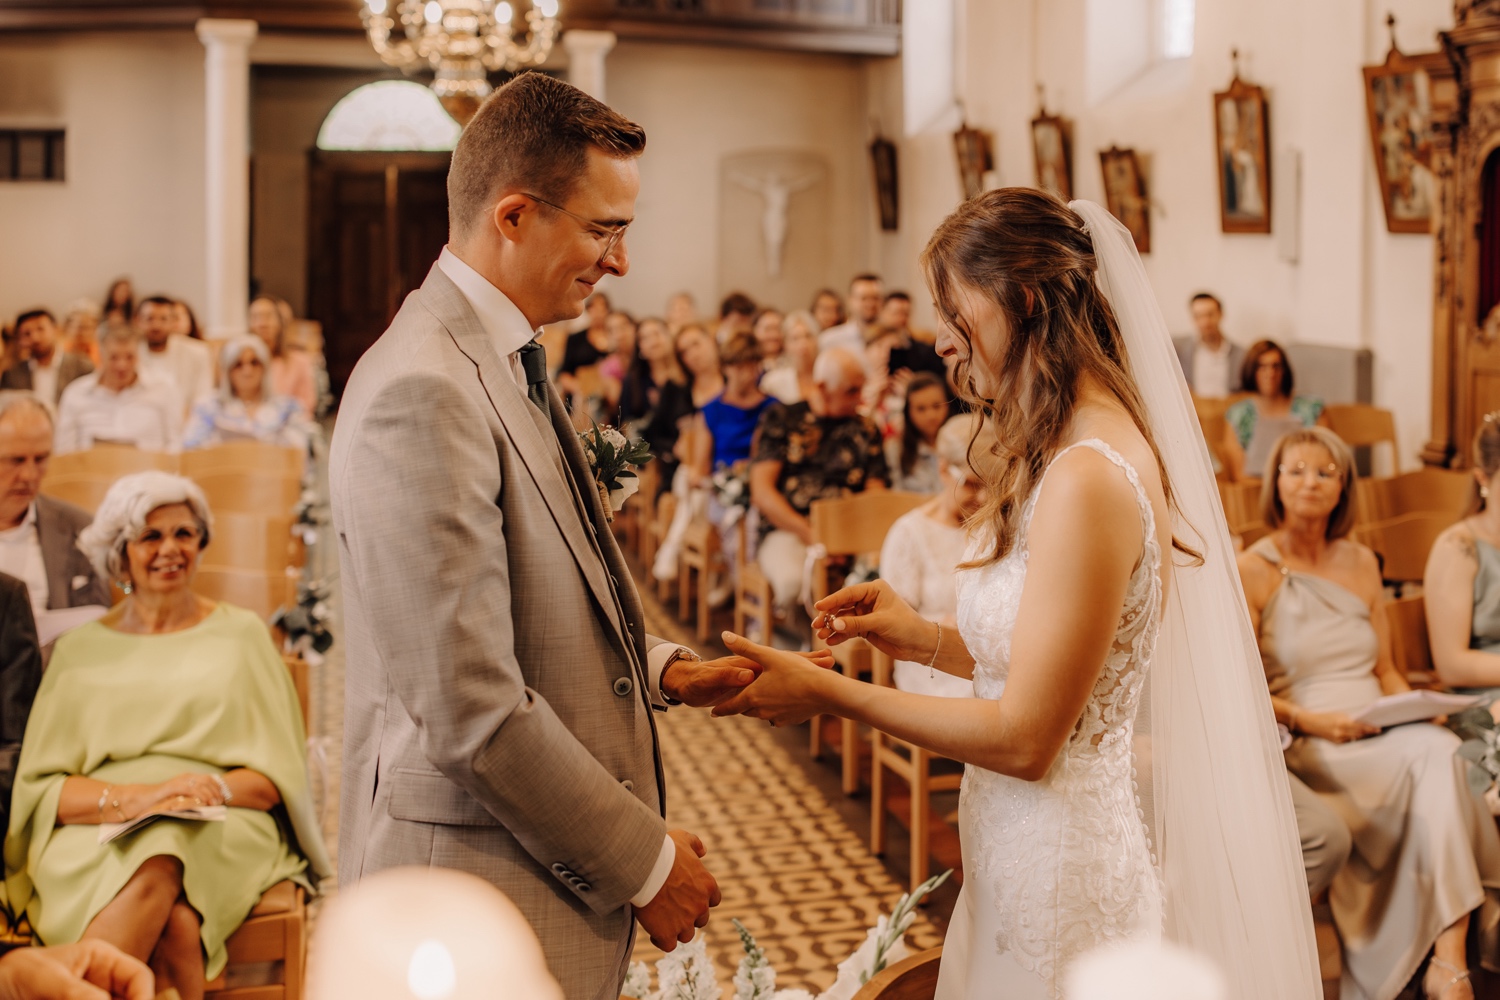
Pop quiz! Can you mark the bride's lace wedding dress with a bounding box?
[936,439,1164,1000]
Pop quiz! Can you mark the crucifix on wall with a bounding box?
[729,168,822,278]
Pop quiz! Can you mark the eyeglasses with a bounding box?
[1276,462,1340,482]
[523,193,630,265]
[132,524,204,547]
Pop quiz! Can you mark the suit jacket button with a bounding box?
[551,863,568,875]
[613,676,634,697]
[577,882,591,892]
[622,779,634,792]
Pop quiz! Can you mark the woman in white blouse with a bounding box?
[878,413,993,697]
[182,336,314,452]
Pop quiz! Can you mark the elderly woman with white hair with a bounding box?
[182,335,313,452]
[4,472,331,1000]
[878,413,992,698]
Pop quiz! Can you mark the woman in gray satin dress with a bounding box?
[1238,426,1500,1000]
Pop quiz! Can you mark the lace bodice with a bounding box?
[953,439,1164,996]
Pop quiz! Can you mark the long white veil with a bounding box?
[1069,199,1321,996]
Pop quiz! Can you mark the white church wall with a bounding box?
[0,32,207,324]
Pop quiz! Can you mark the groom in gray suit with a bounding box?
[331,73,763,1000]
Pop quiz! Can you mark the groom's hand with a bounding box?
[634,829,721,952]
[663,650,835,708]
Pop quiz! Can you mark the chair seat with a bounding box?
[248,880,300,917]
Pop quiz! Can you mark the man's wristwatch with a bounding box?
[661,647,700,706]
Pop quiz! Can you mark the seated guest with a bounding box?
[750,347,887,611]
[598,311,637,419]
[879,414,990,697]
[885,372,951,494]
[557,292,611,395]
[61,299,102,366]
[1222,339,1326,481]
[172,299,203,341]
[665,291,697,335]
[677,322,724,410]
[182,336,314,452]
[0,572,43,831]
[1237,427,1500,1000]
[54,324,181,455]
[627,320,690,496]
[819,274,883,355]
[715,292,756,345]
[6,472,331,999]
[879,292,947,381]
[247,296,316,418]
[0,393,111,619]
[693,333,773,483]
[135,296,212,422]
[1424,413,1500,711]
[761,311,817,405]
[102,279,134,328]
[752,308,785,368]
[647,324,726,580]
[1173,292,1244,400]
[810,287,845,332]
[1,310,93,409]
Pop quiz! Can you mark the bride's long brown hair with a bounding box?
[922,188,1193,566]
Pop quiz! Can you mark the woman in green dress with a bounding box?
[4,472,331,1000]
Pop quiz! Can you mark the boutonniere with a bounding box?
[579,421,653,522]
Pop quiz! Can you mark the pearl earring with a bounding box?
[119,579,133,595]
[1483,486,1491,500]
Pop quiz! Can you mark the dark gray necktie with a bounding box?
[517,340,550,414]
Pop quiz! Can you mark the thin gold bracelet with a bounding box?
[927,622,943,679]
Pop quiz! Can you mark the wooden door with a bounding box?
[307,151,450,396]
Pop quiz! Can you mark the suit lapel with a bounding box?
[416,267,634,663]
[33,499,69,611]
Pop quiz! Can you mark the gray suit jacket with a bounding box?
[0,354,94,407]
[330,265,668,1000]
[35,495,110,610]
[1173,335,1246,398]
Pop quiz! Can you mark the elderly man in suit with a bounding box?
[1,310,93,409]
[330,74,796,1000]
[0,393,111,621]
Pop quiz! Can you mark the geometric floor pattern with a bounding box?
[632,596,945,992]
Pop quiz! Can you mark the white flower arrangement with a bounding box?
[622,871,951,1000]
[578,421,653,519]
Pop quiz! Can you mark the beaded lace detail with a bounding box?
[954,439,1164,996]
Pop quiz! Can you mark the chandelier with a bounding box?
[361,0,561,124]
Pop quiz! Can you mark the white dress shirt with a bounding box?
[29,360,59,411]
[1191,338,1234,399]
[0,504,48,620]
[138,336,213,421]
[436,246,680,907]
[54,372,183,455]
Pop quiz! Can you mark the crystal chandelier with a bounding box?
[361,0,561,125]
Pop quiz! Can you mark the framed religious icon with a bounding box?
[1099,146,1150,254]
[953,123,994,201]
[1031,107,1073,201]
[870,134,899,231]
[1214,56,1272,234]
[1363,18,1442,234]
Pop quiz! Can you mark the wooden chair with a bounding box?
[203,513,303,574]
[1324,403,1400,475]
[733,517,775,647]
[195,567,298,621]
[869,648,964,892]
[808,491,929,795]
[1193,396,1232,475]
[1353,512,1459,586]
[677,516,718,641]
[851,947,942,1000]
[653,491,677,603]
[38,474,119,514]
[1355,467,1473,526]
[1218,479,1267,544]
[1386,593,1437,686]
[45,446,178,480]
[182,442,306,482]
[193,471,304,518]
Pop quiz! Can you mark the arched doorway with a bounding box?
[307,81,458,395]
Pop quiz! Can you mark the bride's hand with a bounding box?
[710,633,840,726]
[813,581,935,663]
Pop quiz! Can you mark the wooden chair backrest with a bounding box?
[810,491,930,559]
[1386,594,1433,679]
[1356,468,1472,524]
[45,447,178,480]
[194,567,296,621]
[1353,511,1459,584]
[1219,479,1266,536]
[181,442,305,481]
[202,512,302,574]
[191,471,303,517]
[851,947,943,1000]
[1324,404,1400,470]
[38,475,117,514]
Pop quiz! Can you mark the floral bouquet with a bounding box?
[579,421,653,522]
[710,462,753,528]
[1451,706,1500,813]
[622,870,951,1000]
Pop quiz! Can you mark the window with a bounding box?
[0,129,65,182]
[316,81,461,152]
[1160,0,1194,60]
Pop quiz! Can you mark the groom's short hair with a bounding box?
[447,72,647,240]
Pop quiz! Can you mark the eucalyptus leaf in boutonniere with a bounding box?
[579,421,653,522]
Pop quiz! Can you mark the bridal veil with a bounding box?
[1069,199,1321,996]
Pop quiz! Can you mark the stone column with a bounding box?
[196,18,258,339]
[563,30,616,103]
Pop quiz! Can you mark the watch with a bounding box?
[661,647,700,706]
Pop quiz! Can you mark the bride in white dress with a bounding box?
[715,191,1321,998]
